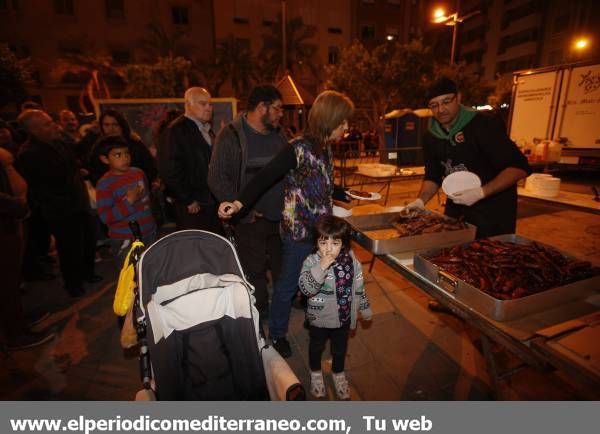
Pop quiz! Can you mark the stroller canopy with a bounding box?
[137,230,267,400]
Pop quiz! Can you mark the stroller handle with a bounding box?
[129,220,143,241]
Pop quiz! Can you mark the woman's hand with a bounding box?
[218,200,243,219]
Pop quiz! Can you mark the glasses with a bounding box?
[428,95,456,111]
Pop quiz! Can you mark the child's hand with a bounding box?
[319,253,336,271]
[126,184,144,204]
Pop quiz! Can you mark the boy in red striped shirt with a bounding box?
[95,136,157,259]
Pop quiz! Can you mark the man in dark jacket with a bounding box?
[160,87,222,233]
[208,84,287,318]
[407,77,531,238]
[0,147,55,350]
[16,110,99,297]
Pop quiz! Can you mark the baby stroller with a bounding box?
[121,223,305,400]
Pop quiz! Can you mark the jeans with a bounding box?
[268,239,313,339]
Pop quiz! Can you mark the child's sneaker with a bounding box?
[310,371,326,398]
[332,371,350,400]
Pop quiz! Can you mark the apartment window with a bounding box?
[1,0,19,10]
[553,14,569,34]
[111,49,130,65]
[233,16,249,24]
[328,27,342,34]
[11,44,30,58]
[328,46,339,65]
[54,0,74,15]
[497,27,538,54]
[361,24,375,40]
[106,0,125,19]
[496,54,535,74]
[172,6,188,25]
[549,49,563,65]
[465,25,487,41]
[463,49,484,63]
[58,42,82,56]
[501,0,538,29]
[31,70,41,84]
[236,38,250,50]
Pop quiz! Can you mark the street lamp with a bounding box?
[574,38,589,50]
[571,36,591,61]
[432,7,480,64]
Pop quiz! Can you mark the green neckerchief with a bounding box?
[428,105,477,145]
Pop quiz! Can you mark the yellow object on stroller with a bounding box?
[113,240,145,316]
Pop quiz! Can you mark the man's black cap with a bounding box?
[426,77,458,101]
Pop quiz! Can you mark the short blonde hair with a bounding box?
[305,90,354,148]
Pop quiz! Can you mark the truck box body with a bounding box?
[508,63,600,166]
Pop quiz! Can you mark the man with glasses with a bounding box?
[208,85,287,320]
[408,77,531,237]
[408,78,531,312]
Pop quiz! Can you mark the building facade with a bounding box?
[1,0,598,114]
[0,0,214,113]
[453,0,599,82]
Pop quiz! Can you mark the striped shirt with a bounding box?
[96,167,156,239]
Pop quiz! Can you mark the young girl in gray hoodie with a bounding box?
[299,215,372,400]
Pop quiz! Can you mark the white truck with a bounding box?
[508,62,600,168]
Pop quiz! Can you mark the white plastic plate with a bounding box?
[442,171,481,196]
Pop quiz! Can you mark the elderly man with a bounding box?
[407,77,531,238]
[208,84,287,319]
[160,87,221,232]
[16,110,99,297]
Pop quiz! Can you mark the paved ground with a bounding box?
[1,177,598,401]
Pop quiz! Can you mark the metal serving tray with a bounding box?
[346,210,476,255]
[413,234,600,322]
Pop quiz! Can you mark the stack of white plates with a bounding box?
[525,174,561,197]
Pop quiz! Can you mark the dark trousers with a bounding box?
[308,325,350,373]
[235,218,282,312]
[0,226,27,342]
[47,211,96,292]
[22,209,51,277]
[174,202,223,235]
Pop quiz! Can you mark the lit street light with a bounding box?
[574,38,589,50]
[571,36,591,61]
[431,7,480,65]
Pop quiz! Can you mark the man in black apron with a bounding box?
[408,77,531,238]
[407,77,531,312]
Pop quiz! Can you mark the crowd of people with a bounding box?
[0,77,530,400]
